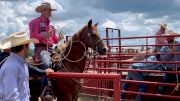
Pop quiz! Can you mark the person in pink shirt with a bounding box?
[29,2,63,67]
[155,24,168,52]
[28,2,63,98]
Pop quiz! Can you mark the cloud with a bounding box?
[102,19,117,28]
[1,0,180,47]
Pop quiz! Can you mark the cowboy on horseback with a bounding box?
[29,2,64,100]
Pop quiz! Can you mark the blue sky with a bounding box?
[1,0,180,47]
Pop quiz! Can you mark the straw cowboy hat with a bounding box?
[159,23,168,29]
[35,2,57,13]
[0,36,11,50]
[0,32,39,49]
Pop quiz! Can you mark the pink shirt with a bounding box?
[29,16,59,47]
[155,29,168,45]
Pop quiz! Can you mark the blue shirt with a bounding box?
[132,56,164,70]
[0,53,30,101]
[160,41,180,70]
[131,56,165,76]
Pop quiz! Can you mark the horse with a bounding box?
[29,19,107,101]
[52,19,107,101]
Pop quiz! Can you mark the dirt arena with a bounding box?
[39,94,114,101]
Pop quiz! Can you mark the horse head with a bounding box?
[74,19,107,55]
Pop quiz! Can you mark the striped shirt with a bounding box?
[0,53,30,101]
[155,29,168,45]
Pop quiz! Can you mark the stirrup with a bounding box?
[41,88,53,101]
[44,95,53,101]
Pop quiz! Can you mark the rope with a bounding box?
[51,39,87,62]
[51,36,87,84]
[171,83,180,94]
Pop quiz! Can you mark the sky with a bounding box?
[1,0,180,47]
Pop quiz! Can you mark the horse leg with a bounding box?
[30,96,39,101]
[29,79,41,101]
[56,93,79,101]
[57,94,73,101]
[74,96,79,101]
[57,97,61,101]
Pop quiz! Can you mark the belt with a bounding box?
[35,43,47,47]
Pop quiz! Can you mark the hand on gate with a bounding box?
[45,68,54,75]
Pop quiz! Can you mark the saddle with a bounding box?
[26,56,42,66]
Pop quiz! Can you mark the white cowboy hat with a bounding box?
[0,32,39,49]
[159,23,168,29]
[35,2,57,13]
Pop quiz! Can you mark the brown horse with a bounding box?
[52,19,107,101]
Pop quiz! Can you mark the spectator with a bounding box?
[0,32,37,100]
[0,32,53,100]
[121,55,165,101]
[155,23,168,52]
[121,31,179,100]
[157,32,180,94]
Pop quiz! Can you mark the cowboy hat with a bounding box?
[0,36,11,50]
[165,30,178,35]
[159,23,168,29]
[35,2,57,13]
[0,32,39,49]
[164,30,179,39]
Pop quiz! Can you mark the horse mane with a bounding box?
[58,25,88,52]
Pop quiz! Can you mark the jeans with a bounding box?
[157,73,180,94]
[121,67,147,101]
[39,50,52,93]
[40,50,52,69]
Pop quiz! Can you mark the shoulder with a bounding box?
[176,41,180,44]
[29,17,41,25]
[176,41,180,50]
[1,58,20,75]
[156,30,161,35]
[147,56,157,61]
[2,55,20,68]
[0,52,9,62]
[160,46,170,52]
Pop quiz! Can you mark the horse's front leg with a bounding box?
[57,94,73,101]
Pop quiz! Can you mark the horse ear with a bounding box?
[88,19,92,28]
[95,22,99,26]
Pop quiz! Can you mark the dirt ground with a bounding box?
[38,94,113,101]
[78,94,114,101]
